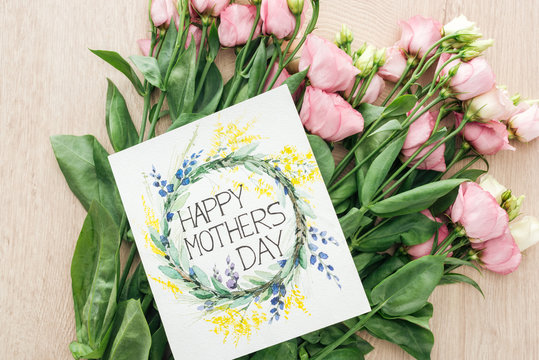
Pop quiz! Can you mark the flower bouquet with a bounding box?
[51,0,539,359]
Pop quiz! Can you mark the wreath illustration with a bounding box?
[144,135,341,327]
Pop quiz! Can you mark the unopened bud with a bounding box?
[460,39,493,60]
[374,47,386,67]
[511,93,522,106]
[501,189,513,203]
[287,0,304,16]
[354,44,376,75]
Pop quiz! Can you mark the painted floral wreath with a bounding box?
[144,128,341,327]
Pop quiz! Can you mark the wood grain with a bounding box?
[1,0,538,359]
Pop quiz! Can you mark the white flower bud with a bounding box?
[509,216,539,252]
[374,47,386,67]
[287,0,304,16]
[460,39,494,60]
[443,15,482,46]
[479,174,507,204]
[354,44,376,75]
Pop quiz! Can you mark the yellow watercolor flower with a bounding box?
[207,308,268,346]
[148,275,182,296]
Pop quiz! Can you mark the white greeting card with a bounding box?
[109,87,370,359]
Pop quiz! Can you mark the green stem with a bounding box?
[195,23,208,71]
[352,67,378,108]
[117,244,138,300]
[346,77,361,103]
[191,58,213,110]
[381,62,413,106]
[141,293,154,313]
[311,301,387,360]
[435,228,461,255]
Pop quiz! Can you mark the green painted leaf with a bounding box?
[361,136,406,205]
[169,192,190,212]
[102,299,151,360]
[365,315,434,360]
[105,79,138,152]
[211,277,231,296]
[369,179,467,217]
[129,55,163,89]
[158,266,182,280]
[50,135,124,224]
[70,202,120,359]
[371,255,445,316]
[90,49,144,95]
[308,134,334,185]
[190,289,214,299]
[192,265,212,288]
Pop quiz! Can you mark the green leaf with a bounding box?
[354,212,439,252]
[208,23,220,61]
[105,79,138,152]
[361,136,406,205]
[149,325,168,360]
[282,68,308,95]
[158,266,182,280]
[358,103,385,127]
[382,95,418,117]
[301,330,321,344]
[50,135,124,224]
[381,302,433,329]
[248,41,267,98]
[330,174,356,206]
[362,255,408,292]
[129,55,163,89]
[190,289,214,299]
[353,252,384,275]
[193,63,223,115]
[167,42,197,119]
[367,119,402,137]
[371,255,445,316]
[251,339,297,360]
[192,265,211,288]
[90,50,144,95]
[365,315,434,360]
[321,347,365,360]
[211,276,231,296]
[308,134,334,185]
[102,299,151,360]
[339,207,370,239]
[455,168,486,181]
[168,113,206,131]
[157,21,178,78]
[70,202,120,359]
[440,273,484,297]
[369,179,467,217]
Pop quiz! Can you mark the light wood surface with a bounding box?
[1,0,538,359]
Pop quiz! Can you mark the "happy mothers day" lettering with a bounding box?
[177,185,288,271]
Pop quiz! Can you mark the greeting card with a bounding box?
[109,87,370,359]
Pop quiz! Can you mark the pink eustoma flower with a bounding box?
[185,24,203,51]
[400,108,446,172]
[437,54,496,100]
[407,210,450,259]
[190,0,229,17]
[379,45,408,82]
[151,0,179,28]
[345,74,386,105]
[466,86,516,122]
[260,0,296,39]
[471,229,521,275]
[450,182,509,243]
[455,113,515,155]
[299,34,360,93]
[509,104,539,142]
[300,86,364,142]
[218,4,261,48]
[398,15,442,58]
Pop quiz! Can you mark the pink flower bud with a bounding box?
[437,54,496,100]
[260,0,296,39]
[471,229,521,275]
[218,4,261,48]
[151,0,179,28]
[299,34,360,93]
[509,104,539,142]
[190,0,229,17]
[450,182,509,243]
[465,86,516,122]
[185,25,203,51]
[407,210,450,259]
[137,39,153,57]
[400,108,446,172]
[378,45,408,82]
[300,86,364,142]
[344,74,385,105]
[455,112,515,155]
[398,15,442,58]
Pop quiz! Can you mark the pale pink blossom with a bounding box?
[190,0,229,17]
[379,45,408,82]
[466,86,516,122]
[437,54,495,100]
[455,113,515,155]
[218,4,261,47]
[398,15,442,58]
[471,229,521,275]
[509,104,539,142]
[260,0,296,39]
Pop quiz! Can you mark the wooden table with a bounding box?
[1,0,538,358]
